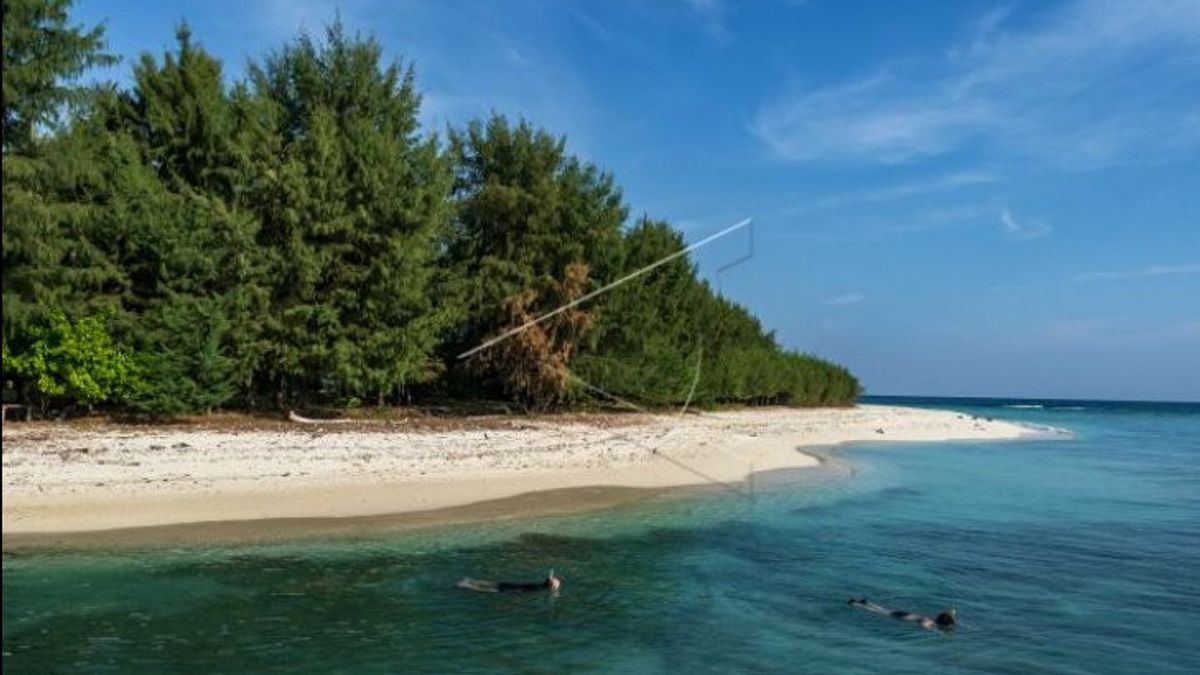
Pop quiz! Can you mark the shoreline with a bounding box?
[2,405,1044,549]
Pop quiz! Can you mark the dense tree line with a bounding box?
[2,0,860,417]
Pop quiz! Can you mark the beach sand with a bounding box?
[2,405,1037,546]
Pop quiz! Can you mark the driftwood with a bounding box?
[287,409,354,425]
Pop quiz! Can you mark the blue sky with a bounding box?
[74,0,1200,401]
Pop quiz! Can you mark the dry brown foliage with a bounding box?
[476,262,593,409]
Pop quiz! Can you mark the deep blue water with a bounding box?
[5,397,1199,674]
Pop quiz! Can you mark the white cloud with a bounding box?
[752,0,1200,166]
[1074,263,1200,282]
[753,74,994,163]
[824,293,865,306]
[999,207,1051,241]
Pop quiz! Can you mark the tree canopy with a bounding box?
[2,0,861,417]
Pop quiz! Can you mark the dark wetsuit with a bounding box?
[458,577,556,593]
[848,598,953,630]
[496,580,552,593]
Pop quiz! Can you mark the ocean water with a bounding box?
[4,397,1199,674]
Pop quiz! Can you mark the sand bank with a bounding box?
[2,405,1038,543]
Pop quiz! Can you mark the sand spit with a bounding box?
[2,405,1039,539]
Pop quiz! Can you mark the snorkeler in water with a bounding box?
[457,569,562,593]
[847,598,956,631]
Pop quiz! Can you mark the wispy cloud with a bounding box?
[753,73,992,163]
[824,293,865,306]
[752,0,1200,166]
[766,202,996,243]
[876,203,995,236]
[999,207,1051,241]
[802,171,998,210]
[1074,263,1200,282]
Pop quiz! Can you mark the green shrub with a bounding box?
[4,311,139,410]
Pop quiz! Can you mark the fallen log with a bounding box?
[287,409,354,425]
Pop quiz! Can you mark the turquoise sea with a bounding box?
[4,397,1199,674]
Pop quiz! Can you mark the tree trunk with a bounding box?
[275,375,286,410]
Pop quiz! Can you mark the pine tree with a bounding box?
[2,0,115,153]
[575,218,706,403]
[2,0,125,414]
[3,5,861,414]
[127,293,235,415]
[246,23,453,407]
[580,217,862,408]
[122,23,242,199]
[105,26,263,413]
[446,115,626,405]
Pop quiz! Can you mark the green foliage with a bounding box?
[121,24,242,197]
[2,0,115,153]
[4,311,138,407]
[446,115,626,399]
[102,28,266,413]
[577,218,862,408]
[245,22,454,406]
[2,109,128,360]
[1,2,860,416]
[3,0,120,349]
[127,294,236,415]
[574,219,704,403]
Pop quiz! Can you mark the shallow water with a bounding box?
[5,397,1199,674]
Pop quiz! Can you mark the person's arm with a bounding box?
[457,578,499,592]
[860,601,892,615]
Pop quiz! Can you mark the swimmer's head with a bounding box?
[935,609,957,628]
[547,569,561,591]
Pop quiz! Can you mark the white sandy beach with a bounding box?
[1,405,1036,537]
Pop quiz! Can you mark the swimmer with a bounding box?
[847,598,955,631]
[457,569,562,593]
